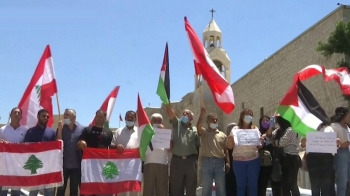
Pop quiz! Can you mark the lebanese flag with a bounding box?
[137,93,155,161]
[0,141,63,190]
[18,45,58,129]
[277,79,330,136]
[185,17,235,114]
[156,43,171,105]
[294,64,350,95]
[89,86,120,127]
[80,148,142,195]
[194,59,201,76]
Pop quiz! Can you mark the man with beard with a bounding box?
[77,110,113,150]
[23,109,57,196]
[0,107,27,196]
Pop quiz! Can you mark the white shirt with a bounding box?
[0,124,27,143]
[331,123,349,142]
[111,126,139,149]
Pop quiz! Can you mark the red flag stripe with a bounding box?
[82,148,140,160]
[0,141,62,153]
[0,172,62,187]
[80,181,141,195]
[194,60,201,75]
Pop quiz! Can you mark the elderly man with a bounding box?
[0,107,27,196]
[111,110,141,196]
[56,109,85,196]
[23,109,57,196]
[197,107,230,196]
[164,103,200,196]
[143,113,169,196]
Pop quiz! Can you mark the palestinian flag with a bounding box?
[156,43,170,104]
[0,141,63,190]
[80,148,142,195]
[277,79,330,136]
[137,93,155,161]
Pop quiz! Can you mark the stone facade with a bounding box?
[144,5,350,190]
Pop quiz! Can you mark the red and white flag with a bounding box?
[18,45,58,129]
[119,114,123,122]
[294,64,350,95]
[185,17,235,114]
[80,148,142,195]
[0,141,63,190]
[90,86,120,126]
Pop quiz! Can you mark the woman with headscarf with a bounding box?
[226,123,237,196]
[258,115,281,196]
[330,106,350,196]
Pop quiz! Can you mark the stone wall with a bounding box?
[223,6,350,127]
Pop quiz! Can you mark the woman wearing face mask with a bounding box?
[258,115,281,196]
[266,116,301,196]
[227,109,262,196]
[330,106,350,196]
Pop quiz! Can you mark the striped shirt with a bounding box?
[272,127,298,155]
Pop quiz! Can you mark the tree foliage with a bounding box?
[316,20,350,101]
[23,155,43,174]
[102,161,118,179]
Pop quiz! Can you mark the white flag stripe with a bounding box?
[290,97,323,130]
[81,159,142,183]
[1,149,62,176]
[42,58,55,84]
[106,97,116,121]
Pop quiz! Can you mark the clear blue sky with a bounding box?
[0,0,343,128]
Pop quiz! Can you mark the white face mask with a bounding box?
[243,115,253,124]
[152,124,160,129]
[125,121,135,127]
[209,123,218,129]
[63,118,71,125]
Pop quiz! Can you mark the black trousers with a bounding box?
[306,153,334,196]
[56,168,81,196]
[280,154,301,196]
[258,166,282,196]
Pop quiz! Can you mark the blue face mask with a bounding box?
[181,116,189,124]
[243,115,253,124]
[125,121,135,127]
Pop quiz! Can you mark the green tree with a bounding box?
[23,155,43,174]
[102,161,118,179]
[316,20,350,101]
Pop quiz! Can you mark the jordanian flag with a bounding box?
[137,93,155,161]
[277,79,330,136]
[156,43,170,104]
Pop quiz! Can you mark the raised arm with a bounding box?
[196,107,206,136]
[164,103,176,121]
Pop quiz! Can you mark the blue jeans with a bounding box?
[29,188,54,196]
[0,188,21,196]
[232,158,260,196]
[335,148,350,196]
[201,157,226,196]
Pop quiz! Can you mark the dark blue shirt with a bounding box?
[61,124,84,169]
[23,125,56,143]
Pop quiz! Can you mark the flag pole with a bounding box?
[199,76,205,107]
[55,93,62,120]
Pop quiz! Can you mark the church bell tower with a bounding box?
[195,9,231,89]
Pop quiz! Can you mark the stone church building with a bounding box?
[144,5,350,132]
[144,5,350,190]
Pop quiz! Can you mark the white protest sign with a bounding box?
[306,132,337,154]
[231,129,261,146]
[151,128,172,149]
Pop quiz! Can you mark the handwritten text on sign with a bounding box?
[151,128,172,149]
[306,132,337,154]
[231,129,261,146]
